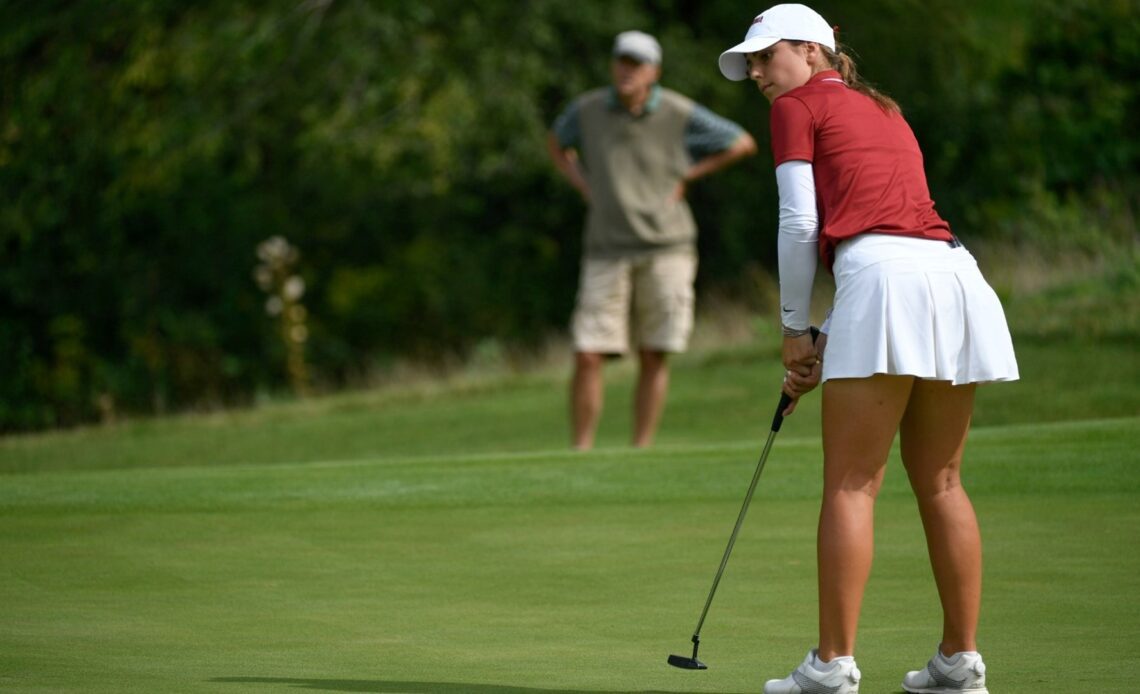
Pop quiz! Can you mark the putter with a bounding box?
[668,328,819,671]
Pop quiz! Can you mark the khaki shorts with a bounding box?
[571,250,697,354]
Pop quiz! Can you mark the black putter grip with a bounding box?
[770,327,821,433]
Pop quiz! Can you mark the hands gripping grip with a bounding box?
[770,327,821,433]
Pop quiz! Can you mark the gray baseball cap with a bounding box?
[613,31,662,65]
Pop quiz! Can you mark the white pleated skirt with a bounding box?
[822,234,1019,385]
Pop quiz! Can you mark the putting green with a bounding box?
[2,338,1138,692]
[2,416,1137,692]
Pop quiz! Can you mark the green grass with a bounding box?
[2,335,1139,693]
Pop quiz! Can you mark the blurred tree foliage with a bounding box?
[1,0,1136,430]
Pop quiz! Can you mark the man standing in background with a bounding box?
[548,30,757,450]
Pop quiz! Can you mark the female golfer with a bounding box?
[718,4,1018,693]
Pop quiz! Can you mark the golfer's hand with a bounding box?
[781,333,822,415]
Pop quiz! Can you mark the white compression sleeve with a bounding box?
[776,160,819,332]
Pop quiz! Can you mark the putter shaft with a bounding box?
[670,326,817,669]
[690,425,779,640]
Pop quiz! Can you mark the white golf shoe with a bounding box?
[902,648,989,693]
[763,648,861,694]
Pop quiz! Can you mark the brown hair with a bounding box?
[823,43,900,113]
[786,39,901,113]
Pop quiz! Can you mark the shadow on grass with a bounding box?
[209,677,748,693]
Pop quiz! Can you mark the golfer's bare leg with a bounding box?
[817,374,913,661]
[633,349,669,448]
[899,379,981,656]
[571,351,605,450]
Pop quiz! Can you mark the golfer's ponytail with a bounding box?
[826,45,900,114]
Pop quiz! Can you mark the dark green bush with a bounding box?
[1,0,1135,430]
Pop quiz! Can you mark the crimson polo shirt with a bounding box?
[769,70,953,271]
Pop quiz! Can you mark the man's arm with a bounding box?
[546,132,591,202]
[672,131,757,201]
[684,131,757,184]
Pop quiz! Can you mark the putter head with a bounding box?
[667,654,707,670]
